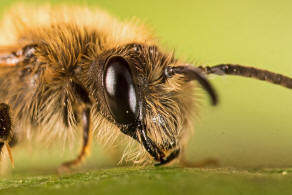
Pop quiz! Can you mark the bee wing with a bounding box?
[0,45,25,67]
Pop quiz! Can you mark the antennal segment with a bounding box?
[165,66,218,105]
[198,64,292,89]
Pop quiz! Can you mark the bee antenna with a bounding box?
[198,64,292,89]
[165,66,218,106]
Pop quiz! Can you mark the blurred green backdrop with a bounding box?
[0,0,292,174]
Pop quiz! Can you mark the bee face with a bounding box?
[92,43,195,164]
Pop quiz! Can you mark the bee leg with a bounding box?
[0,103,14,167]
[178,147,219,168]
[59,104,91,172]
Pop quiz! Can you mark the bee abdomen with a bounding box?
[0,103,12,143]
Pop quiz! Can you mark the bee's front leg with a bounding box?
[58,82,92,173]
[178,146,218,168]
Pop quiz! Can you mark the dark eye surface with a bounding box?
[104,56,138,124]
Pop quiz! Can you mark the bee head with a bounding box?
[94,43,218,165]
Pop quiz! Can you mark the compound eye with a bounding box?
[104,56,138,124]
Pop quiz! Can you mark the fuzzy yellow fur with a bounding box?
[0,4,156,49]
[0,4,197,167]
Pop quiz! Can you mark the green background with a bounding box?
[0,0,291,194]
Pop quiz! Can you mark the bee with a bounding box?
[0,4,291,170]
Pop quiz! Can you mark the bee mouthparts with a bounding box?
[155,147,180,166]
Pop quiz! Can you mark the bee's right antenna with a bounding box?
[198,64,292,89]
[165,66,218,106]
